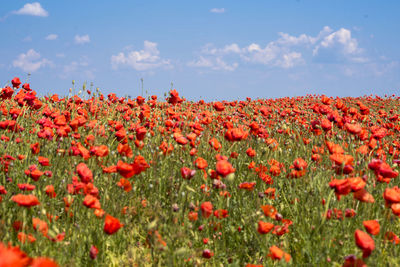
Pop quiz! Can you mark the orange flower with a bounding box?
[195,157,208,169]
[268,245,291,262]
[45,185,57,198]
[209,138,222,151]
[188,211,198,221]
[239,182,256,191]
[257,221,274,234]
[32,217,48,237]
[264,188,276,199]
[330,153,354,166]
[94,209,105,218]
[17,232,36,244]
[261,205,277,218]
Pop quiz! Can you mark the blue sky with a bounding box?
[1,1,399,100]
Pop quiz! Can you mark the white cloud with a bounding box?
[61,56,95,80]
[320,28,358,53]
[312,28,369,64]
[13,49,52,73]
[14,2,48,17]
[276,52,303,68]
[45,34,58,40]
[210,8,225,13]
[188,56,238,71]
[74,34,90,44]
[201,43,242,55]
[190,26,368,71]
[111,41,171,71]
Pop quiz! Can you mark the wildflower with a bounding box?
[11,194,40,207]
[257,221,274,234]
[354,229,375,258]
[200,202,213,218]
[104,215,123,235]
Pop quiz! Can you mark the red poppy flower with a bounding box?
[0,242,30,267]
[202,249,214,259]
[195,157,208,169]
[45,185,56,198]
[116,178,132,192]
[246,148,256,157]
[268,245,291,262]
[32,217,48,237]
[90,245,99,260]
[11,194,40,207]
[363,220,380,235]
[18,184,36,191]
[104,214,123,235]
[38,156,50,166]
[136,126,147,141]
[354,229,375,258]
[200,201,213,218]
[216,160,235,177]
[11,77,21,88]
[31,257,59,267]
[181,167,196,180]
[213,102,225,111]
[90,145,109,157]
[188,211,198,221]
[76,163,93,183]
[239,182,256,191]
[83,194,101,209]
[213,209,229,219]
[257,221,274,234]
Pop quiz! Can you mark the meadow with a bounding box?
[0,77,400,266]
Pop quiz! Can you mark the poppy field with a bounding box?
[1,77,400,266]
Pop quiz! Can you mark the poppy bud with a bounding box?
[90,245,99,259]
